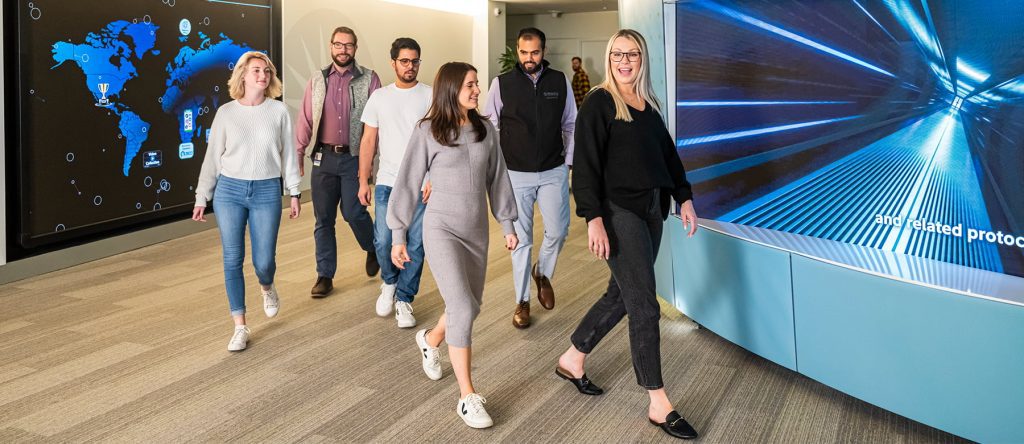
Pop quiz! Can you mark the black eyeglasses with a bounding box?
[395,58,422,67]
[331,42,356,51]
[609,51,642,62]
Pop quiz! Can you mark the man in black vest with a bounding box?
[485,27,577,329]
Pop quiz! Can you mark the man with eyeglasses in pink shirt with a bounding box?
[295,26,382,298]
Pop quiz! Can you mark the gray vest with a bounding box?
[307,62,374,157]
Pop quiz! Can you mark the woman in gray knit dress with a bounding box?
[387,62,519,429]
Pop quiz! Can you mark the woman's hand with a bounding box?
[505,233,519,251]
[289,197,301,219]
[680,200,698,237]
[587,217,610,260]
[422,181,432,204]
[391,244,410,270]
[192,206,207,222]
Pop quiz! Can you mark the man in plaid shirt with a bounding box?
[571,56,590,108]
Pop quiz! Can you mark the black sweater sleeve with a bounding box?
[662,131,693,204]
[571,89,611,222]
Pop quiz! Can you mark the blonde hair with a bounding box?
[594,29,660,122]
[227,51,283,100]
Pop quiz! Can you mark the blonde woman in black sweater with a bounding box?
[555,29,700,440]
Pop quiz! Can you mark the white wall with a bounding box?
[506,11,619,86]
[282,1,476,189]
[472,3,489,93]
[487,1,507,85]
[281,1,475,102]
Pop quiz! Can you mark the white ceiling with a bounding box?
[503,0,618,15]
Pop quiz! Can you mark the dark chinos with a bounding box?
[311,148,375,277]
[569,88,693,390]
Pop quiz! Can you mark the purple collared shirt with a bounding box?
[295,63,381,157]
[484,66,577,165]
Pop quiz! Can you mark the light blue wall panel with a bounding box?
[792,256,1024,443]
[665,222,797,370]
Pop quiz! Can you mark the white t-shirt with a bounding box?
[360,82,432,187]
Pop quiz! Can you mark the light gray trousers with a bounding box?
[507,164,571,303]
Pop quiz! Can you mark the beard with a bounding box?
[400,70,417,82]
[522,61,540,74]
[333,54,353,68]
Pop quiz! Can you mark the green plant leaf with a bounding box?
[498,46,517,74]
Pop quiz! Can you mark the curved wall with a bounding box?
[656,218,1024,442]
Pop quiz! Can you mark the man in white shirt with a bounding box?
[357,37,432,328]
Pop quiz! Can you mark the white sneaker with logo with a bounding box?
[227,326,250,352]
[376,283,397,316]
[415,329,442,380]
[457,393,493,429]
[395,301,416,328]
[261,285,279,318]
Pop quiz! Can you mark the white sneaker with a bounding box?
[376,283,397,316]
[227,326,250,352]
[395,301,416,328]
[457,393,494,429]
[261,285,279,318]
[415,329,443,380]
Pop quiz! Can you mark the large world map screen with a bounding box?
[15,0,276,247]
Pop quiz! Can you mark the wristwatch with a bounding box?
[291,193,301,199]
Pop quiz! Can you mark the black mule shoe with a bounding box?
[555,367,604,395]
[649,411,698,440]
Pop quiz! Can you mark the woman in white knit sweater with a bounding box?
[192,51,302,352]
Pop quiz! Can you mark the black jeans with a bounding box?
[311,148,375,278]
[570,191,664,389]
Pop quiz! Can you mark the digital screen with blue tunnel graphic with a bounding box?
[676,0,1024,277]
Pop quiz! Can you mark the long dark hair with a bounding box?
[422,62,487,147]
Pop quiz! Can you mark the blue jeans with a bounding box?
[374,185,425,303]
[213,175,282,316]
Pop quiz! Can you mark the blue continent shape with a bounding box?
[52,20,158,176]
[51,21,159,104]
[161,33,254,115]
[118,110,151,176]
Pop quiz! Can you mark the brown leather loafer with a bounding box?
[532,263,555,310]
[513,301,530,329]
[311,276,333,298]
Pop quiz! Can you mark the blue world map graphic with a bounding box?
[51,20,253,176]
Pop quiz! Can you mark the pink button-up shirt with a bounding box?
[295,63,381,157]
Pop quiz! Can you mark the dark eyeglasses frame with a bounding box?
[395,58,422,67]
[609,51,642,62]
